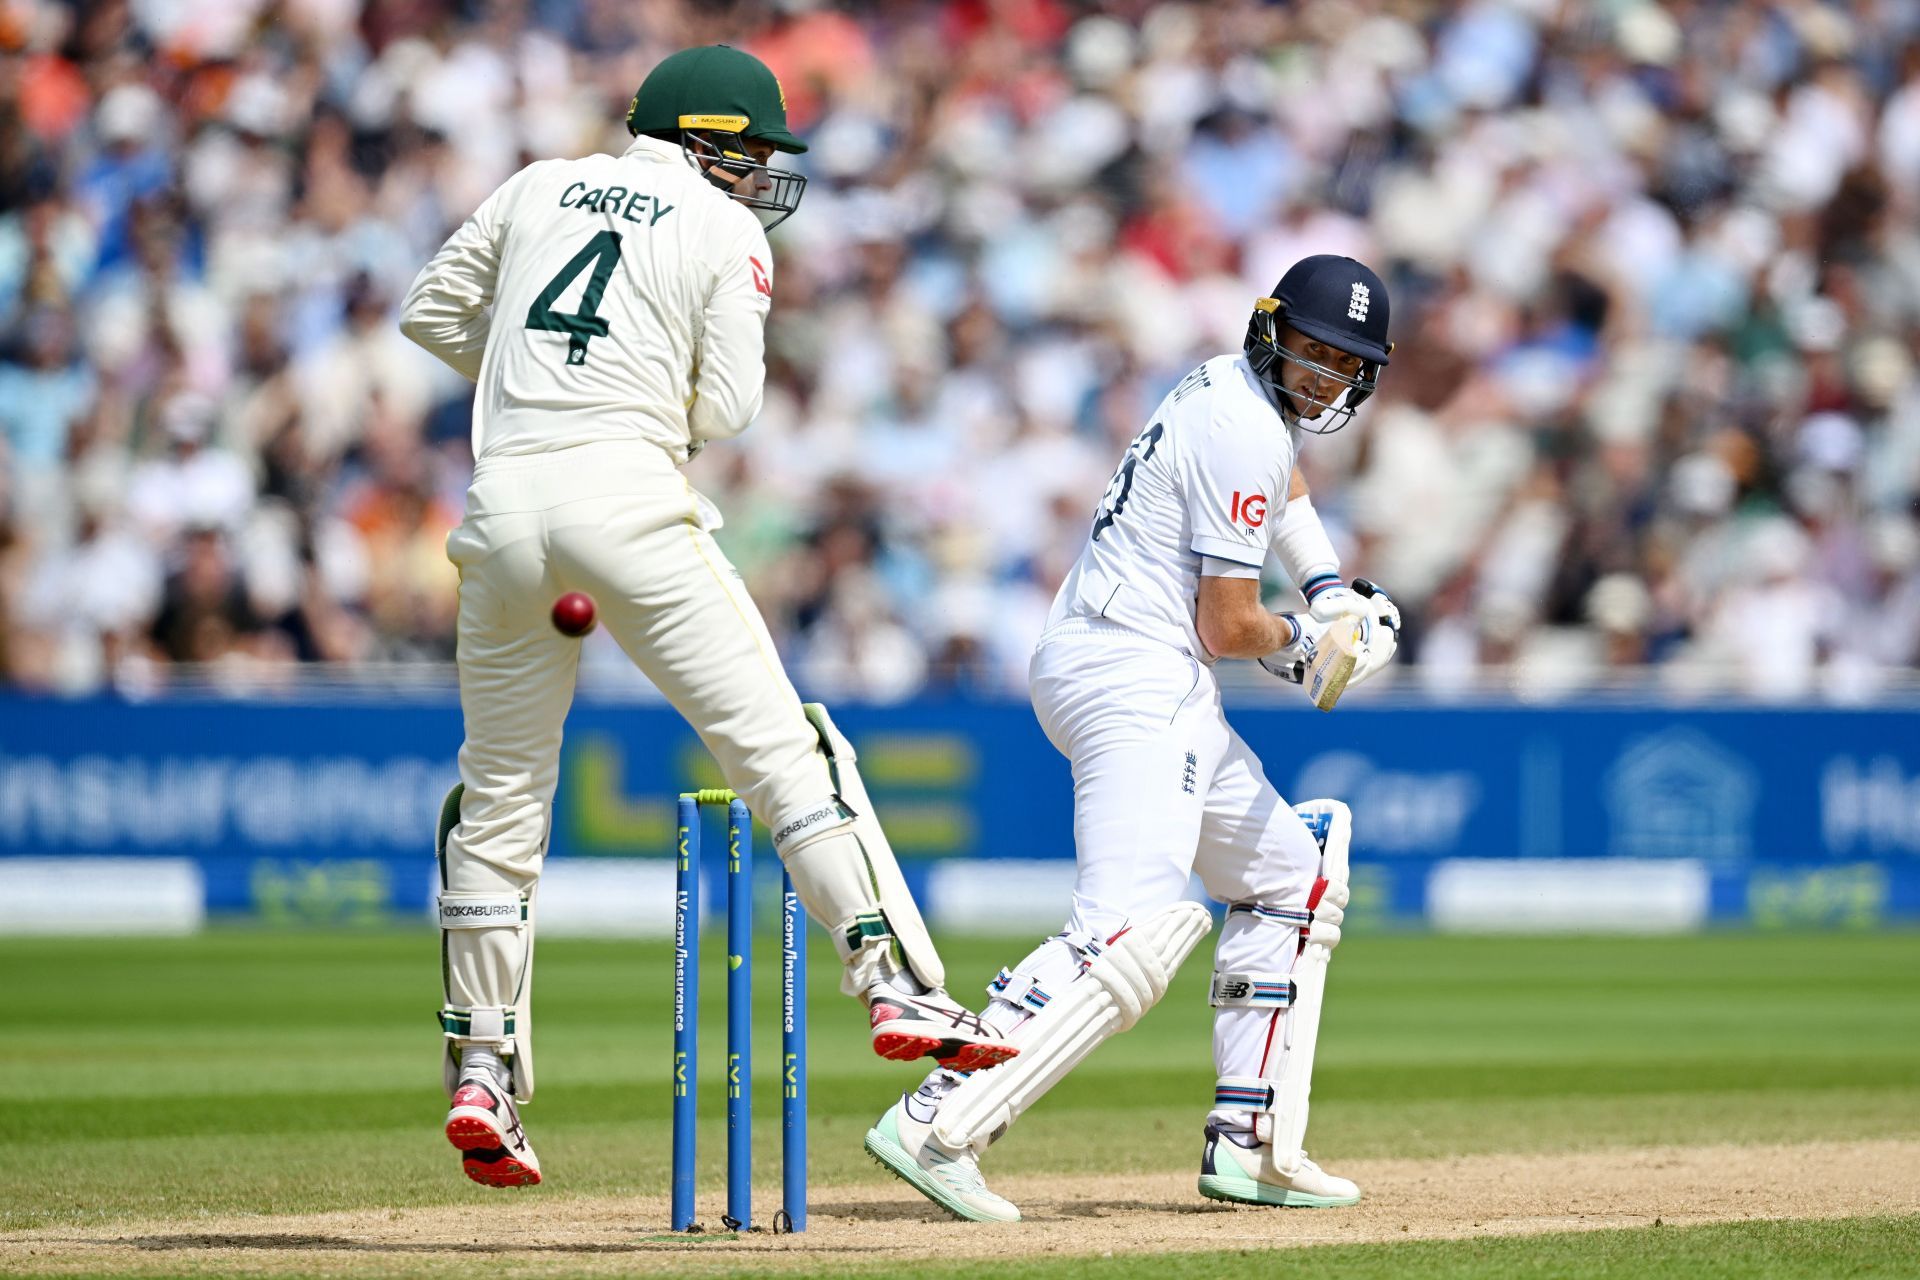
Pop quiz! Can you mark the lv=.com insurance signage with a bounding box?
[2,696,1916,927]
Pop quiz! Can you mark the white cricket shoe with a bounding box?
[445,1069,542,1187]
[867,985,1020,1072]
[865,1095,1020,1223]
[1197,1124,1359,1208]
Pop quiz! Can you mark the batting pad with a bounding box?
[1210,971,1298,1008]
[933,901,1212,1153]
[1259,798,1351,1171]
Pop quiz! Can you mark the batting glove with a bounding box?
[1303,575,1401,635]
[1257,613,1328,684]
[1346,611,1400,690]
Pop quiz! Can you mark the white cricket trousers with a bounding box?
[440,441,834,1031]
[1024,618,1327,1130]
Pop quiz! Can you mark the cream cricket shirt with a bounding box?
[1046,354,1300,657]
[400,135,774,464]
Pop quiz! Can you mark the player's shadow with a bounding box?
[801,1197,953,1222]
[806,1195,1228,1221]
[1051,1198,1234,1218]
[111,1233,853,1255]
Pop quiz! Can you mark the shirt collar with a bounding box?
[621,134,686,163]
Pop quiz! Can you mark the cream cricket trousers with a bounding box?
[440,440,835,1083]
[1024,618,1326,1131]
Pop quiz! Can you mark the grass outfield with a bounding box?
[7,928,1919,1275]
[798,1217,1920,1279]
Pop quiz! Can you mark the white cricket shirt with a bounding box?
[1045,354,1298,657]
[400,135,773,464]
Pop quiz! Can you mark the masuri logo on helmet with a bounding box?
[626,44,808,230]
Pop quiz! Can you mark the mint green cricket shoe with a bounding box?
[865,1096,1021,1223]
[1198,1124,1360,1208]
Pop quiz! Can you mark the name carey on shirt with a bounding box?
[558,182,676,226]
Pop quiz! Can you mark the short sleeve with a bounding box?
[1182,419,1278,568]
[1200,554,1262,579]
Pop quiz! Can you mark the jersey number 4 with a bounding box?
[526,231,623,366]
[1091,421,1164,541]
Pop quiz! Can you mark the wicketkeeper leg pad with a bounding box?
[931,901,1213,1153]
[772,702,946,995]
[437,783,540,1103]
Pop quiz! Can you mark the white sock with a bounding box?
[874,948,928,996]
[906,1067,968,1121]
[460,1047,512,1093]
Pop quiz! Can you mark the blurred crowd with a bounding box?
[2,0,1918,702]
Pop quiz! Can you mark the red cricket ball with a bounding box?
[550,591,598,637]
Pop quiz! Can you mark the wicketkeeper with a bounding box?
[864,256,1402,1220]
[400,45,1015,1189]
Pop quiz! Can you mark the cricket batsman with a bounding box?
[399,45,1016,1189]
[864,256,1401,1220]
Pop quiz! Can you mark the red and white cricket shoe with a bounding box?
[444,1070,542,1188]
[867,986,1020,1072]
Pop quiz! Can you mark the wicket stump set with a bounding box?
[673,790,808,1232]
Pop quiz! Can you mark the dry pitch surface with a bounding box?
[8,1138,1916,1276]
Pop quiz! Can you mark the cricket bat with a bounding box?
[1304,615,1368,712]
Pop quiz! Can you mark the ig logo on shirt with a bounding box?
[1229,491,1267,528]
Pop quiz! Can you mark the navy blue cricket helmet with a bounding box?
[1244,254,1393,433]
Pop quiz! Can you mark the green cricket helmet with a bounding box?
[626,44,807,229]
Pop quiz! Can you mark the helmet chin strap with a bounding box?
[1258,363,1350,433]
[682,130,752,183]
[1270,381,1304,427]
